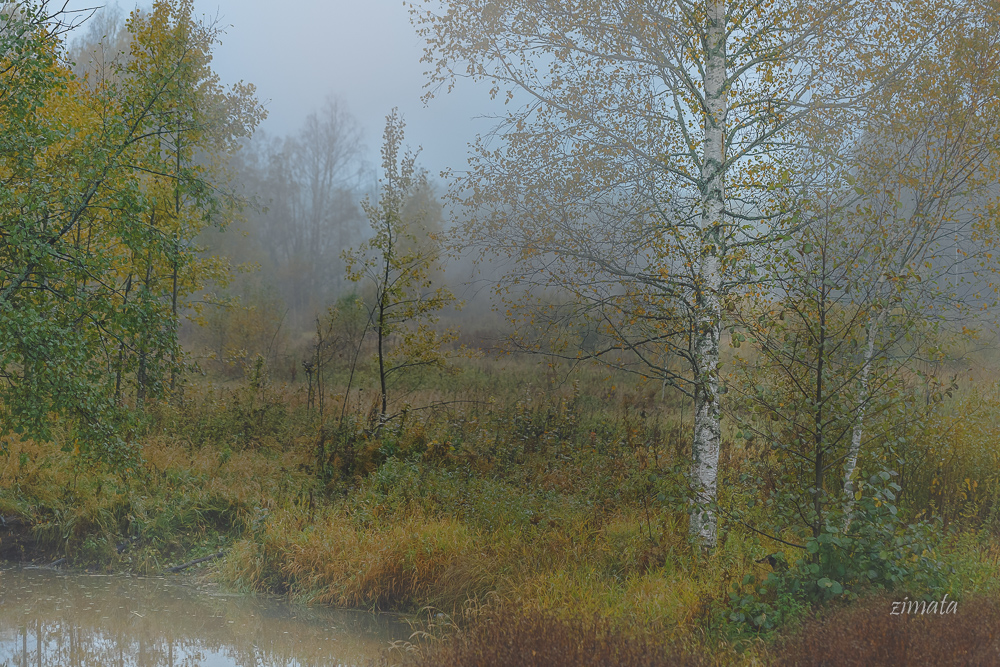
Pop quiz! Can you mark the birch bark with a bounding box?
[413,0,954,552]
[842,309,884,528]
[689,0,727,549]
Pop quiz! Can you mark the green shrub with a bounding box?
[729,469,952,633]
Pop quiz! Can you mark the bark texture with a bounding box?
[689,0,728,549]
[842,311,883,528]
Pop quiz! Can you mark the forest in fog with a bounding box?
[3,1,1000,665]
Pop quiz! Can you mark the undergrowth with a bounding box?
[2,356,999,665]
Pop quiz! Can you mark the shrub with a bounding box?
[727,465,955,633]
[147,355,298,451]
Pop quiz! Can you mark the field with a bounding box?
[2,352,999,665]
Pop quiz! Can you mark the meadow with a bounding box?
[2,350,999,665]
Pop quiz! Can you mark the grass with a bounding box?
[389,607,711,667]
[775,595,1000,666]
[2,354,1000,664]
[0,432,307,572]
[220,511,488,607]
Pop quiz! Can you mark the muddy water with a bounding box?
[0,568,410,667]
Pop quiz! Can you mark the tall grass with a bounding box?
[776,595,1000,666]
[3,354,1000,664]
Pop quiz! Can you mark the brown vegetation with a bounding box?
[3,358,1000,665]
[776,595,1000,666]
[391,608,707,667]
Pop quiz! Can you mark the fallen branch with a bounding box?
[165,551,224,574]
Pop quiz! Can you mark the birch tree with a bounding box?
[730,3,1000,544]
[835,7,1000,526]
[343,110,458,425]
[413,0,952,548]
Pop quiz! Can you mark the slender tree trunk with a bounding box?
[842,309,884,528]
[340,323,367,426]
[376,218,394,421]
[136,257,153,405]
[689,0,727,550]
[377,292,388,419]
[136,354,147,404]
[813,284,827,540]
[115,274,133,403]
[170,254,178,396]
[171,118,182,397]
[315,318,326,422]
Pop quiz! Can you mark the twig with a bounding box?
[165,551,224,573]
[716,506,806,550]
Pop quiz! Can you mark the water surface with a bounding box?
[0,568,409,666]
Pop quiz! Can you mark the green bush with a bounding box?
[729,469,952,633]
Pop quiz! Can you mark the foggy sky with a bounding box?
[68,0,498,180]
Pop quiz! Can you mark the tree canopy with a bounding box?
[413,0,982,547]
[0,0,264,462]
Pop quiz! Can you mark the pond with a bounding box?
[0,568,411,667]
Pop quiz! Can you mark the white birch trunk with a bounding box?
[689,0,727,550]
[842,310,884,529]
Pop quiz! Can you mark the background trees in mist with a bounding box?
[195,93,463,401]
[194,96,370,375]
[238,97,368,327]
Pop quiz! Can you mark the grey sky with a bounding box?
[69,0,496,178]
[204,0,493,178]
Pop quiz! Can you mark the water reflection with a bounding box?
[0,568,408,666]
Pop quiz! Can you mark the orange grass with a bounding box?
[221,512,491,609]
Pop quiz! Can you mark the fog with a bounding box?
[56,0,521,374]
[66,0,498,177]
[5,3,1000,649]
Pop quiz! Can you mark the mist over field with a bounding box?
[3,1,1000,665]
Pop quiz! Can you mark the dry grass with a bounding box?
[5,358,1000,665]
[391,607,709,667]
[0,434,313,573]
[776,595,1000,666]
[220,511,493,609]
